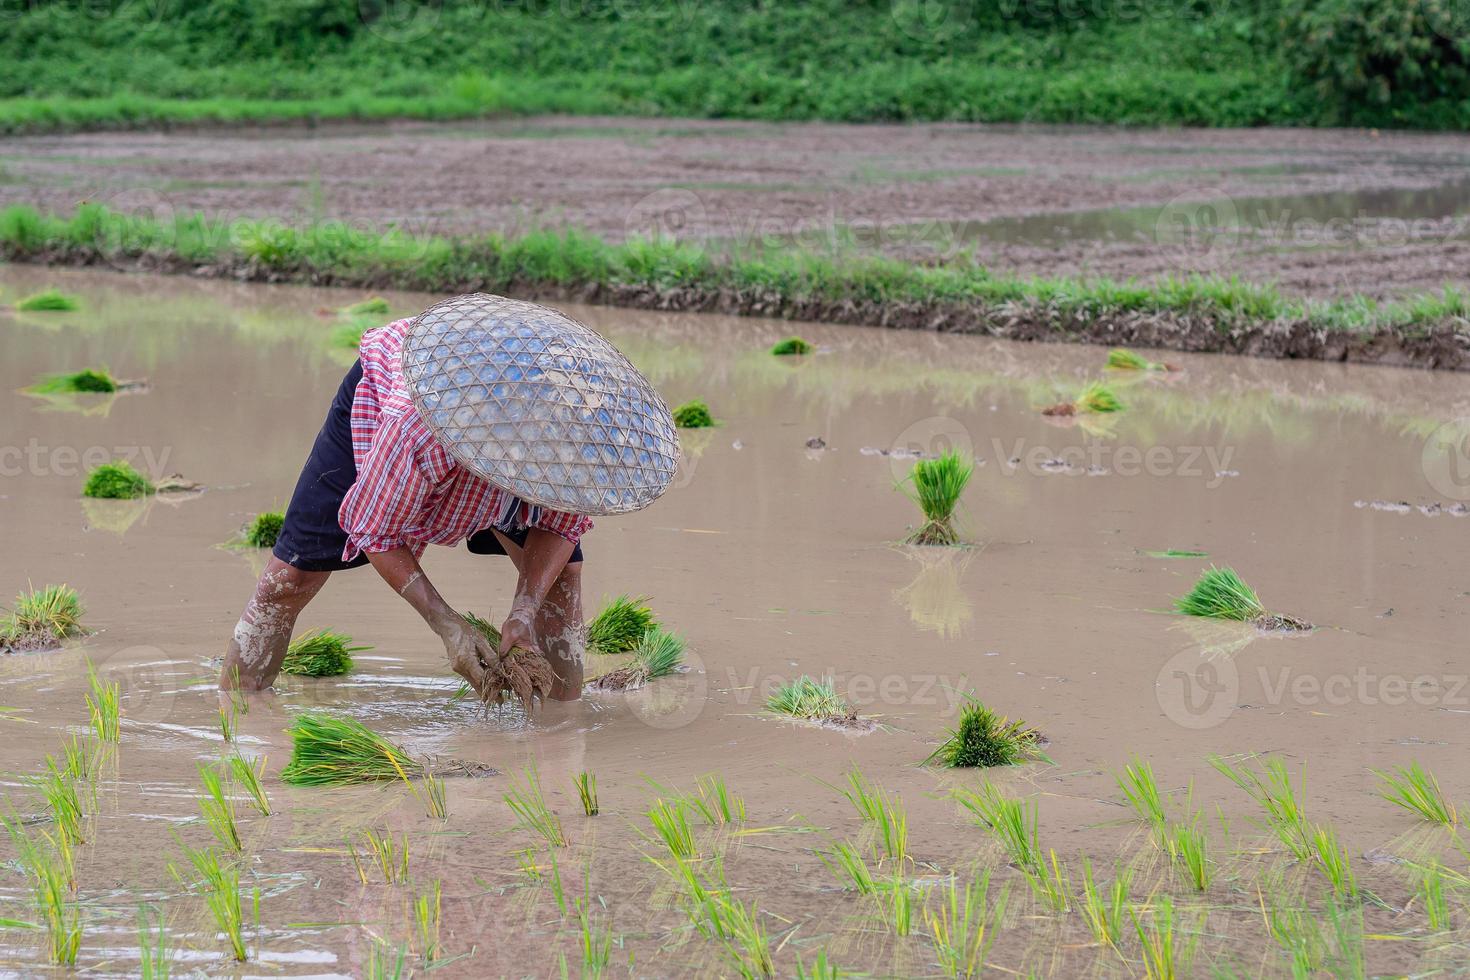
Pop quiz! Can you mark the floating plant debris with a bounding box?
[1175,566,1311,631]
[281,628,368,677]
[767,675,863,727]
[464,612,556,710]
[589,626,686,691]
[1,584,86,652]
[587,594,657,655]
[342,296,390,316]
[924,696,1047,768]
[901,451,972,546]
[280,713,419,787]
[82,460,154,499]
[241,511,285,549]
[16,289,80,312]
[672,400,714,428]
[770,336,814,356]
[29,369,116,394]
[1043,381,1124,417]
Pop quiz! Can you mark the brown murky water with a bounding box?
[2,265,1469,976]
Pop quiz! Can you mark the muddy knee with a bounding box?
[250,561,328,609]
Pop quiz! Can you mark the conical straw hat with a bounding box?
[400,294,678,516]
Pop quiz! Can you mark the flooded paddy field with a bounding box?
[2,264,1469,976]
[4,118,1470,299]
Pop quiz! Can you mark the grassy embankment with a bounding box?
[0,0,1464,134]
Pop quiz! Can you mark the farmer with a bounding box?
[219,294,677,701]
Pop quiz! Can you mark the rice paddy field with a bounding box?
[2,263,1470,977]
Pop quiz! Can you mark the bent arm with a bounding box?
[365,546,459,634]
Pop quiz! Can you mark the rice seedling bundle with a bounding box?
[464,612,556,709]
[586,594,657,654]
[1106,347,1178,372]
[589,626,685,691]
[343,296,390,316]
[766,675,858,724]
[1374,762,1457,826]
[17,289,80,312]
[672,399,714,428]
[83,459,155,499]
[242,511,285,549]
[330,321,369,349]
[87,660,120,742]
[1,583,85,651]
[1176,566,1311,630]
[924,696,1046,768]
[29,368,117,394]
[770,336,814,356]
[902,451,972,546]
[1076,381,1124,413]
[574,771,598,816]
[280,713,419,787]
[281,628,368,677]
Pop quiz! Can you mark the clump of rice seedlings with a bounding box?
[61,734,102,788]
[794,950,841,979]
[821,840,876,895]
[1176,566,1311,630]
[1419,861,1452,931]
[504,759,566,848]
[9,825,82,964]
[576,896,613,976]
[664,855,772,977]
[842,767,884,823]
[413,880,442,964]
[1076,381,1125,413]
[925,870,1009,978]
[1168,822,1210,891]
[1116,758,1168,838]
[672,399,714,428]
[137,904,172,980]
[31,756,87,844]
[694,773,745,825]
[586,594,657,655]
[29,368,118,393]
[1260,889,1325,978]
[647,798,698,859]
[901,451,973,546]
[86,659,121,743]
[1321,896,1366,979]
[1210,755,1312,860]
[281,628,367,677]
[590,626,686,691]
[1146,548,1209,559]
[82,459,155,499]
[279,713,417,787]
[1131,896,1195,980]
[770,336,814,356]
[242,511,285,549]
[463,612,556,709]
[197,763,241,852]
[349,828,410,885]
[17,289,81,312]
[0,583,86,651]
[1374,762,1457,826]
[227,754,270,816]
[1106,348,1174,371]
[343,296,390,316]
[1308,824,1357,898]
[877,874,915,936]
[367,940,410,980]
[1023,849,1070,912]
[953,783,1041,874]
[175,845,247,961]
[574,771,598,816]
[330,321,369,349]
[421,768,448,819]
[766,675,857,724]
[924,695,1045,768]
[1080,859,1131,949]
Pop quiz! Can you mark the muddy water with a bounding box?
[1,265,1468,976]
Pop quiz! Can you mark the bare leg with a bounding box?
[491,531,586,700]
[220,557,330,691]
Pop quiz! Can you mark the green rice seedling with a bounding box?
[463,611,557,707]
[219,703,237,742]
[574,771,598,816]
[1175,566,1264,621]
[695,773,745,825]
[412,880,441,964]
[17,289,80,312]
[226,754,270,816]
[821,840,876,895]
[1374,762,1457,826]
[1106,347,1160,371]
[1079,859,1131,949]
[770,336,814,356]
[766,675,854,722]
[421,767,448,819]
[1420,861,1452,931]
[647,798,698,859]
[594,626,688,691]
[1145,549,1209,558]
[901,451,973,546]
[366,940,410,980]
[1209,755,1312,859]
[794,949,841,979]
[176,845,247,961]
[672,399,714,428]
[1131,896,1195,980]
[358,828,410,884]
[842,768,883,823]
[576,897,613,977]
[504,759,567,847]
[343,296,390,316]
[871,792,909,868]
[137,904,171,980]
[1168,822,1211,891]
[31,757,86,844]
[280,713,418,787]
[1023,848,1070,913]
[29,368,118,394]
[87,659,121,742]
[330,320,369,349]
[925,870,1009,978]
[1308,824,1357,898]
[1260,891,1324,979]
[242,510,285,548]
[11,828,81,964]
[877,874,914,936]
[953,783,1040,874]
[924,695,1045,768]
[60,734,101,786]
[281,628,368,677]
[83,459,155,499]
[1322,895,1366,980]
[197,763,241,851]
[1075,381,1124,414]
[515,847,542,883]
[1,583,85,649]
[1116,758,1168,838]
[586,594,656,654]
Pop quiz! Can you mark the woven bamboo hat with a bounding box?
[400,293,678,516]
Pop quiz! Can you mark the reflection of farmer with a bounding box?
[220,295,676,700]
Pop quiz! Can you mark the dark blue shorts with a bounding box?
[273,361,584,572]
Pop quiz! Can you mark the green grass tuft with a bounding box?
[1106,348,1155,370]
[1147,549,1209,559]
[342,296,390,316]
[1075,381,1124,413]
[242,511,285,548]
[16,289,79,312]
[924,696,1045,768]
[770,336,814,356]
[767,675,852,721]
[672,399,714,428]
[281,628,368,677]
[29,369,116,394]
[586,594,657,654]
[902,451,973,546]
[1175,566,1265,621]
[280,713,419,787]
[1375,762,1457,827]
[1,584,85,649]
[83,460,155,499]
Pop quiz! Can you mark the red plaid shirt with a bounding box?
[338,318,592,562]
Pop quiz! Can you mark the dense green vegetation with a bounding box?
[0,0,1464,132]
